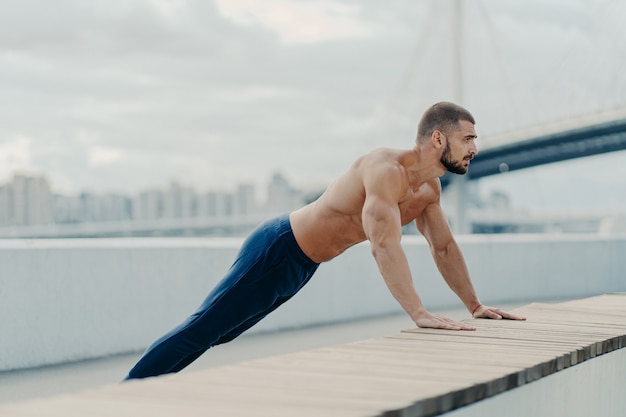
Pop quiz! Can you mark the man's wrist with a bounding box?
[471,303,483,316]
[409,306,427,322]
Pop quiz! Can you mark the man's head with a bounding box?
[416,102,475,143]
[417,102,478,175]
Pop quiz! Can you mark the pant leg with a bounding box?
[125,216,318,380]
[167,292,298,374]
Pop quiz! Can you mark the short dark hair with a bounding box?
[417,102,475,143]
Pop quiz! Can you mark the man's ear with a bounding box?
[431,130,444,149]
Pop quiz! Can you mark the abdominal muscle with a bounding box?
[289,201,367,263]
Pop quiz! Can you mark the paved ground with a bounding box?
[0,303,524,405]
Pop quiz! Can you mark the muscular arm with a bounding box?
[362,164,474,330]
[415,185,526,321]
[415,200,481,313]
[362,176,424,323]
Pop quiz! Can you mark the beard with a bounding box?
[440,141,469,175]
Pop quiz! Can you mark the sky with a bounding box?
[1,0,625,211]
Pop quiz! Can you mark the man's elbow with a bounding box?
[370,241,390,260]
[370,239,400,265]
[431,239,454,260]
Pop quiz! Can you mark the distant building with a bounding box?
[0,183,12,226]
[52,192,132,223]
[162,181,196,219]
[234,183,256,216]
[197,191,233,217]
[266,172,303,214]
[133,189,164,220]
[78,193,99,222]
[53,194,83,224]
[0,174,53,226]
[97,194,133,222]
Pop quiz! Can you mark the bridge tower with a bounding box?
[447,0,472,234]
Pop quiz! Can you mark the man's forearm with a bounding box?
[432,240,481,313]
[373,243,427,322]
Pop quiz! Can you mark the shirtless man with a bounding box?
[125,102,525,380]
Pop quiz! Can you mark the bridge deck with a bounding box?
[2,294,625,417]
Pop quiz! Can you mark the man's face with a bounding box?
[439,120,478,175]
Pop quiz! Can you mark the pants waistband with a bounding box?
[273,213,319,268]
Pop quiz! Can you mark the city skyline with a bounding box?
[0,170,311,228]
[2,168,621,238]
[0,168,314,200]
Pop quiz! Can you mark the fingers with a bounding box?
[416,314,476,331]
[453,322,476,331]
[436,319,472,331]
[476,306,527,321]
[498,309,527,321]
[436,315,475,330]
[484,308,503,320]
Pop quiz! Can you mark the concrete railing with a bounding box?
[1,234,625,372]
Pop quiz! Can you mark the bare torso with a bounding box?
[289,147,440,263]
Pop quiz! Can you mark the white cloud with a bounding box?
[216,85,297,103]
[88,146,127,167]
[0,135,34,180]
[214,0,377,44]
[152,0,189,17]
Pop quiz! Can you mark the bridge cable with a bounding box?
[532,0,619,119]
[379,3,439,137]
[476,0,525,133]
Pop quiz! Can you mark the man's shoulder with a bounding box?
[358,151,407,185]
[362,146,403,159]
[357,147,407,172]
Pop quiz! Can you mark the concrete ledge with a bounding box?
[1,294,625,416]
[1,234,625,371]
[445,347,626,417]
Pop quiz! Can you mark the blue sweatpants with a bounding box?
[125,214,319,380]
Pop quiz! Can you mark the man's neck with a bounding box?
[404,146,445,187]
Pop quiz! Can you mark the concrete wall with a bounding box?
[445,347,626,417]
[1,234,625,372]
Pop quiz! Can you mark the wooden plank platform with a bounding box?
[2,294,625,417]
